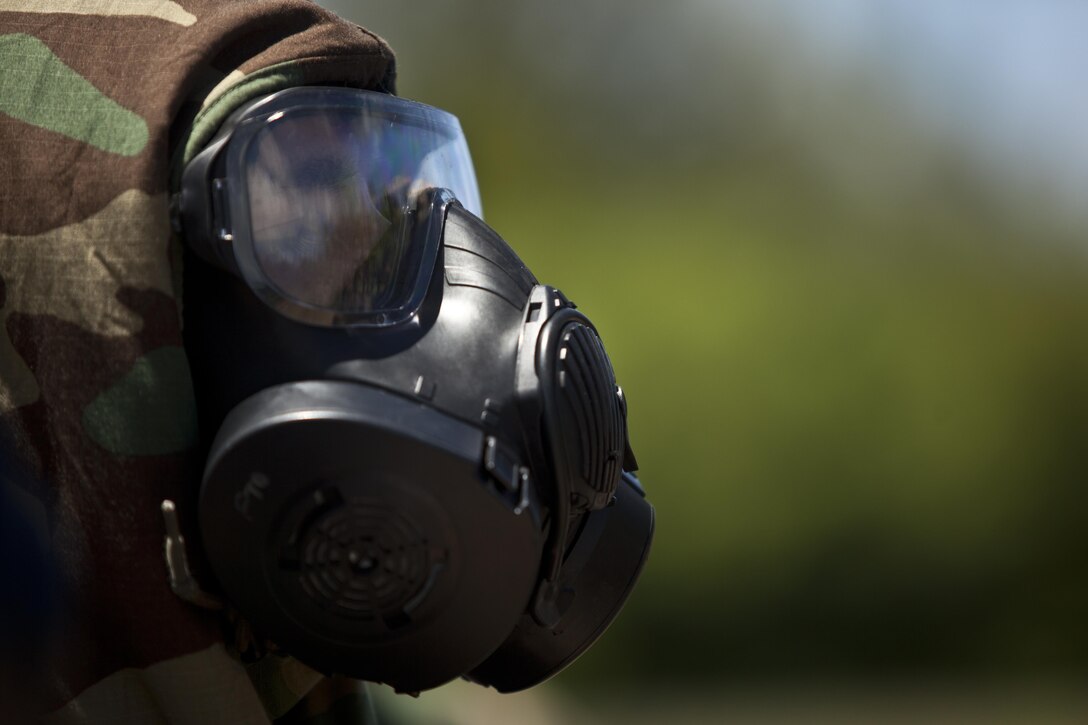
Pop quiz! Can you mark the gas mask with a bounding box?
[175,87,653,694]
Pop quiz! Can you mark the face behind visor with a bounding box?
[176,87,654,694]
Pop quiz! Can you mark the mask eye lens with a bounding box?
[292,156,354,190]
[206,88,482,328]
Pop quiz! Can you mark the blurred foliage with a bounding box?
[326,0,1088,691]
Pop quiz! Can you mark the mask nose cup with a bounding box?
[467,474,654,692]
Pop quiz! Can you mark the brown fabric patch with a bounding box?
[0,114,157,236]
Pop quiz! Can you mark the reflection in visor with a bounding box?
[243,100,480,315]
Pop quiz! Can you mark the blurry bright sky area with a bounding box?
[733,0,1088,215]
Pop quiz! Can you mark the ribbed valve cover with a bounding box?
[552,321,626,513]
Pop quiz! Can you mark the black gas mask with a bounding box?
[176,87,653,694]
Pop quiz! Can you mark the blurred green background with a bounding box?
[324,1,1088,721]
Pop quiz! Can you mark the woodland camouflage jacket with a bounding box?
[0,1,396,722]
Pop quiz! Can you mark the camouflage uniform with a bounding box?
[0,2,396,721]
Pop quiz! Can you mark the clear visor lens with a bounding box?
[241,96,481,318]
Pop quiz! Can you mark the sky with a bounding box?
[741,0,1088,209]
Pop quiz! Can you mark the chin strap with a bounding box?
[161,499,224,610]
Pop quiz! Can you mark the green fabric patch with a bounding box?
[83,346,197,456]
[170,61,307,191]
[0,33,148,156]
